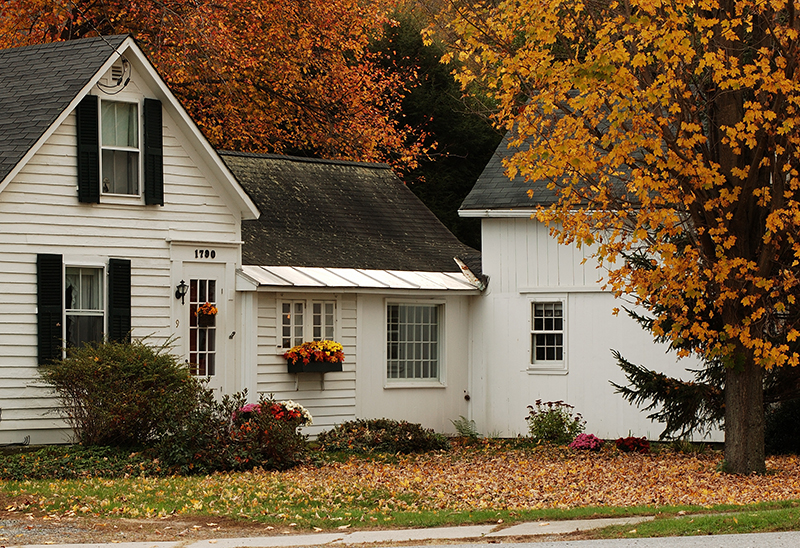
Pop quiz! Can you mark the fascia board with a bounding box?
[458,208,537,218]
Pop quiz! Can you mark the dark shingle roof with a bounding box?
[460,134,559,211]
[221,152,477,272]
[0,36,127,183]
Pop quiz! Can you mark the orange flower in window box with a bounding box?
[284,340,344,373]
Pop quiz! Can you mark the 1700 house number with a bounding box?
[195,249,216,259]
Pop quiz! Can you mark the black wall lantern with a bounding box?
[175,279,189,304]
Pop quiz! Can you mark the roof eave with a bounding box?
[458,208,538,218]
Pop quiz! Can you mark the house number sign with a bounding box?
[195,249,217,259]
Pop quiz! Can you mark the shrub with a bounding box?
[525,400,585,445]
[765,398,800,455]
[615,436,651,453]
[569,433,604,451]
[226,398,311,471]
[317,418,450,454]
[154,392,310,474]
[39,339,204,447]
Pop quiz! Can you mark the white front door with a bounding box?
[184,263,227,393]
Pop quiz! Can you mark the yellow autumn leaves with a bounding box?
[5,447,800,522]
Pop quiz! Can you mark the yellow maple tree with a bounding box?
[429,0,800,474]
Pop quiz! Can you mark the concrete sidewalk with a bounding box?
[7,516,654,548]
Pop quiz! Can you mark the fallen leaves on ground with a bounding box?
[3,446,799,523]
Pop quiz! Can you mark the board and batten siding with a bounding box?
[0,99,242,444]
[255,292,357,436]
[470,217,716,441]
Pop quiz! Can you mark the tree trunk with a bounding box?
[724,358,766,474]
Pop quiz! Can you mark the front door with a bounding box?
[184,264,226,393]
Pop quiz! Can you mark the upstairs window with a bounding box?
[101,101,139,195]
[76,95,163,205]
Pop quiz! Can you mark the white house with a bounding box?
[0,36,260,444]
[459,136,716,441]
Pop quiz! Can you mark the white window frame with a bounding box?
[529,297,568,374]
[385,300,445,386]
[100,99,141,197]
[279,298,337,350]
[64,264,106,349]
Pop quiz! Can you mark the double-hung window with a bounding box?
[280,300,336,349]
[65,267,104,348]
[386,303,441,381]
[37,254,131,364]
[531,301,565,367]
[76,95,163,205]
[101,101,139,195]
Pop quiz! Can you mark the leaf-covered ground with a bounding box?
[4,446,800,524]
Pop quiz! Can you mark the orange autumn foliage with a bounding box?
[0,0,427,170]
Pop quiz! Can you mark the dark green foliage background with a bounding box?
[373,12,502,250]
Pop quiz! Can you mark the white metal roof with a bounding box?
[241,265,480,292]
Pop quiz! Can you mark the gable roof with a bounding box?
[459,133,557,215]
[0,36,258,219]
[0,35,128,184]
[221,152,477,272]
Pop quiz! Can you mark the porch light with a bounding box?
[175,280,189,304]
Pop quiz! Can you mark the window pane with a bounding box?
[102,150,139,194]
[65,267,103,312]
[102,101,138,147]
[66,314,103,348]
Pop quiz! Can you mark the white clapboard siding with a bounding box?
[0,102,242,444]
[255,293,357,434]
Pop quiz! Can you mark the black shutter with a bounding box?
[37,254,63,365]
[76,95,100,204]
[143,98,164,206]
[108,259,132,342]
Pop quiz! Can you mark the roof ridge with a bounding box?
[0,34,129,55]
[218,150,391,170]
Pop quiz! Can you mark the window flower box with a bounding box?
[284,340,344,374]
[195,302,217,327]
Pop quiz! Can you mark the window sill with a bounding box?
[384,380,446,389]
[526,366,568,375]
[99,193,144,206]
